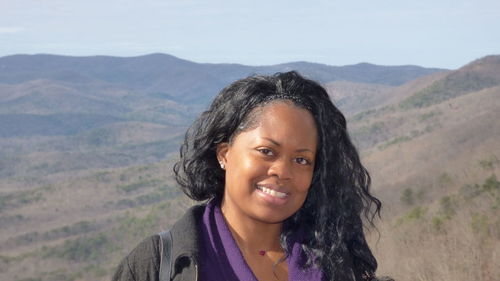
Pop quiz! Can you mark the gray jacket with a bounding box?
[112,205,204,281]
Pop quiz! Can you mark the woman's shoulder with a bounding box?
[111,204,206,281]
[112,235,162,281]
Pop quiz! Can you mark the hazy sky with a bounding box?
[1,0,499,69]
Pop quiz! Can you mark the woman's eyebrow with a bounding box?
[261,137,314,153]
[261,137,280,146]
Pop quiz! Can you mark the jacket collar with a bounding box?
[170,204,204,259]
[168,204,205,280]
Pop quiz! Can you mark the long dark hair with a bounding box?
[174,71,382,280]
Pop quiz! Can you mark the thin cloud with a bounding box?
[0,27,25,34]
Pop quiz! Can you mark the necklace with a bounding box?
[258,248,285,258]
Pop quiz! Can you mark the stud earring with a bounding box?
[219,162,225,169]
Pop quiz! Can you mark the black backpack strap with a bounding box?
[158,230,173,281]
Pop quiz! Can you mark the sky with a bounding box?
[1,0,499,69]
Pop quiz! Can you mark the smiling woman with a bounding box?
[216,102,318,281]
[217,102,317,224]
[112,71,390,281]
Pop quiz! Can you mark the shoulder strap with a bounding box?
[158,230,173,281]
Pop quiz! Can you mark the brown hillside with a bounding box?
[381,70,450,106]
[361,86,500,281]
[365,85,500,196]
[0,159,189,281]
[324,71,450,117]
[399,55,500,109]
[324,81,394,116]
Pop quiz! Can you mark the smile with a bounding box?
[256,186,288,199]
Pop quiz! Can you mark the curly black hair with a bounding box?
[174,71,382,281]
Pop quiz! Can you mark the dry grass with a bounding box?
[370,188,499,281]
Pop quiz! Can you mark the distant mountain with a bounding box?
[0,113,124,137]
[0,53,445,139]
[265,61,444,85]
[0,53,444,103]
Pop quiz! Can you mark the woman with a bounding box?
[113,71,385,281]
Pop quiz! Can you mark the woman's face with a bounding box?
[217,101,318,225]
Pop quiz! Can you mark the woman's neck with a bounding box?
[220,202,283,256]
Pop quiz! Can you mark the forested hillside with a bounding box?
[355,56,500,281]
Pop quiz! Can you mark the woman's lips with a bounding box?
[255,184,290,206]
[256,185,288,198]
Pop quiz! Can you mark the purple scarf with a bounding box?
[199,200,323,281]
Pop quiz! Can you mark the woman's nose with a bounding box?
[268,159,293,180]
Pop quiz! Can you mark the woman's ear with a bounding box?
[216,142,229,169]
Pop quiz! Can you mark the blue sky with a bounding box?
[1,0,499,69]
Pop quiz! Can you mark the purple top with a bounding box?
[199,200,323,281]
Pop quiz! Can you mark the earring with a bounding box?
[219,162,225,169]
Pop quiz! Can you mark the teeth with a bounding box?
[258,186,287,198]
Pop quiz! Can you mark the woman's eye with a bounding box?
[258,148,274,156]
[295,157,310,165]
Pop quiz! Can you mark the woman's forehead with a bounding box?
[242,100,313,128]
[235,101,318,149]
